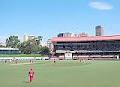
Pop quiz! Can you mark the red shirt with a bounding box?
[29,70,34,77]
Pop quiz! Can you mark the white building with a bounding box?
[23,35,36,42]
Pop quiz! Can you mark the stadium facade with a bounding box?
[0,48,20,54]
[50,35,120,60]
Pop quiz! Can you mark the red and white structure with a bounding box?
[49,35,120,60]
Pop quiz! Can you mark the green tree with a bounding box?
[0,45,5,47]
[19,39,41,54]
[6,36,20,48]
[39,46,50,55]
[19,41,31,54]
[18,36,50,55]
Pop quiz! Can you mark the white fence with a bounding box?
[0,57,49,60]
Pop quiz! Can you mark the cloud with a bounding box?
[89,1,113,10]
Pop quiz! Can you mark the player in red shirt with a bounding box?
[28,68,34,83]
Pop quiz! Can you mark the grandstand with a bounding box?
[50,35,120,60]
[0,48,20,54]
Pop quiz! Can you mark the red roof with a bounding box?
[51,35,120,42]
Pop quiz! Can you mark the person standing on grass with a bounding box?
[30,60,32,63]
[28,68,34,83]
[5,60,7,63]
[15,59,18,64]
[53,58,56,63]
[30,59,34,64]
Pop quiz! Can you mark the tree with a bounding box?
[19,39,41,54]
[18,36,50,55]
[6,36,20,48]
[0,45,5,47]
[19,41,31,54]
[39,46,50,55]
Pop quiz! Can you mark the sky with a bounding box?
[0,0,120,43]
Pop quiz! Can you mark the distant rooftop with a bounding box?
[51,35,120,42]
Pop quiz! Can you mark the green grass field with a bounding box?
[0,60,120,87]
